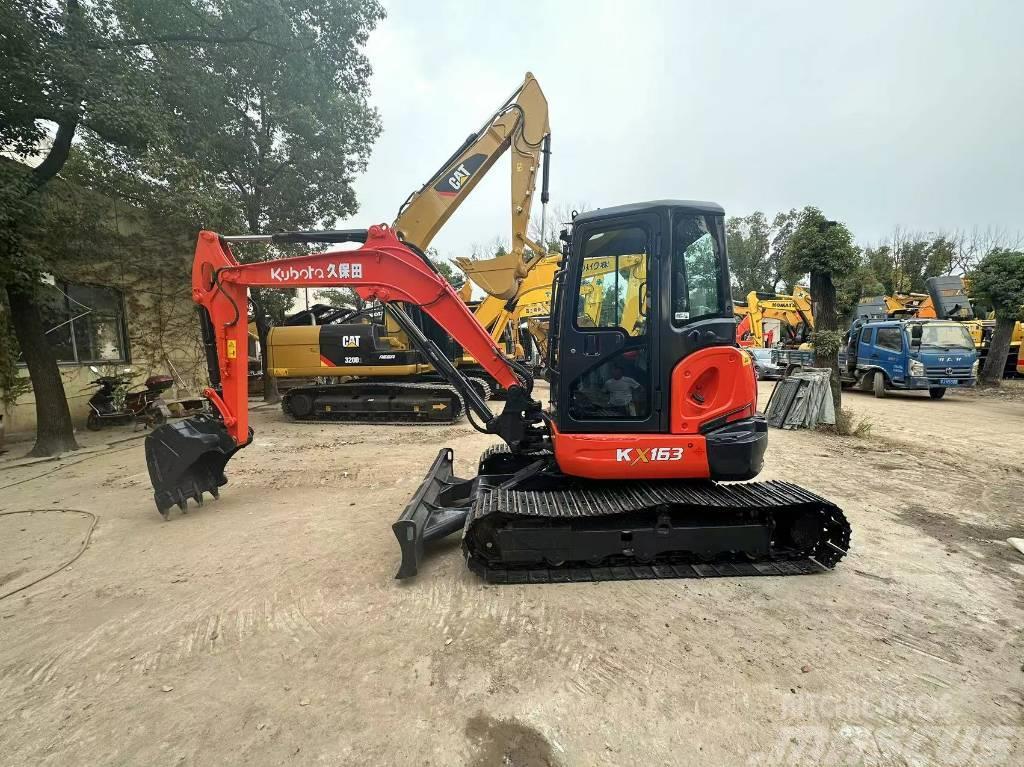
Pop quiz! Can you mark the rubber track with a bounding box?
[464,479,851,584]
[281,381,466,425]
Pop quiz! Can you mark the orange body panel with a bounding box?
[552,426,711,480]
[671,346,757,434]
[551,346,757,480]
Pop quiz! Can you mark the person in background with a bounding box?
[604,365,641,416]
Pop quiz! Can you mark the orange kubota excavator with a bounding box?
[145,199,851,583]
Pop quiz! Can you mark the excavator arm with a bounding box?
[393,73,551,300]
[145,225,544,516]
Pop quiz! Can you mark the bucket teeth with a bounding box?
[145,415,251,520]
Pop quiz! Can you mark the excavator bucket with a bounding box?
[144,414,251,518]
[455,251,536,302]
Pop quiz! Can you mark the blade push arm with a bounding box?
[194,225,524,445]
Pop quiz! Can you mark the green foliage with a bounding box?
[0,301,32,408]
[318,288,363,311]
[428,251,466,290]
[726,210,803,296]
[857,235,956,299]
[783,207,860,280]
[969,249,1024,320]
[810,329,844,359]
[726,212,771,295]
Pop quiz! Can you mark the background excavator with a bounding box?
[265,73,552,422]
[734,286,814,348]
[144,200,850,584]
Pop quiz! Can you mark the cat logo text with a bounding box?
[616,447,684,465]
[447,163,471,192]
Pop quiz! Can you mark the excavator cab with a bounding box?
[548,201,740,432]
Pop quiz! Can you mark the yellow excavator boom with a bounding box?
[735,288,814,347]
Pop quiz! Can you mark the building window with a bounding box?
[35,281,130,364]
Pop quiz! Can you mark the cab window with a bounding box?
[575,227,648,337]
[876,327,903,352]
[672,213,722,325]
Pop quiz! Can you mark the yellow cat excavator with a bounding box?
[266,73,551,422]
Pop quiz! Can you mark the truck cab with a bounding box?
[838,318,978,399]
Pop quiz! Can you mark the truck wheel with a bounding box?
[86,412,103,431]
[929,387,946,400]
[872,371,887,398]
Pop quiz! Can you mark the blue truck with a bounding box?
[838,318,978,399]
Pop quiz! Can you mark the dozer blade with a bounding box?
[392,448,473,579]
[144,414,251,519]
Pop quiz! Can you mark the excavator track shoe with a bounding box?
[144,414,251,518]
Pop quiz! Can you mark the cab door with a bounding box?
[857,327,875,372]
[552,212,661,433]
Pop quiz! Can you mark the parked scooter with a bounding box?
[85,366,174,431]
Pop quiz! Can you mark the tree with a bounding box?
[135,0,384,402]
[528,202,590,255]
[969,249,1024,386]
[1,0,381,452]
[0,0,171,454]
[769,209,801,292]
[318,288,364,312]
[726,212,772,296]
[429,252,466,291]
[783,207,860,407]
[725,209,804,298]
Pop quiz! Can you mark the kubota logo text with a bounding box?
[269,262,363,282]
[616,447,684,464]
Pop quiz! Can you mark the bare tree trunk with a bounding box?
[6,282,80,456]
[250,290,279,403]
[979,317,1014,387]
[810,270,842,410]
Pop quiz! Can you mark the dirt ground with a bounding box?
[1,381,1022,766]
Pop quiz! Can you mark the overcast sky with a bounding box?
[344,0,1023,264]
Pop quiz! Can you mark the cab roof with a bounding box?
[572,200,725,223]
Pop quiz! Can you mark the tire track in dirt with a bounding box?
[0,584,344,702]
[394,575,704,705]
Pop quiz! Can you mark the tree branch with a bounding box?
[31,116,80,189]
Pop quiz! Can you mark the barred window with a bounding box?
[34,281,130,364]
